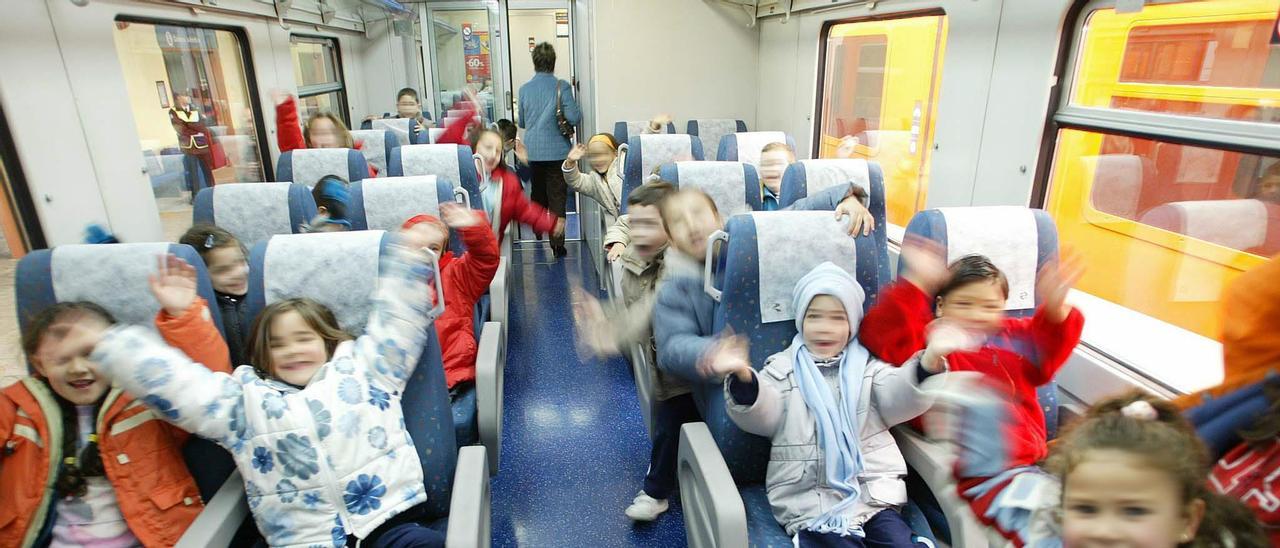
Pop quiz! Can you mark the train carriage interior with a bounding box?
[1,0,1277,546]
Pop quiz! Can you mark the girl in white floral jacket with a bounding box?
[51,231,444,548]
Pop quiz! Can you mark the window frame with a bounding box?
[1032,0,1280,394]
[812,8,947,160]
[0,102,45,252]
[290,34,350,127]
[114,15,274,182]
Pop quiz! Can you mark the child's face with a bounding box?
[802,295,851,360]
[936,280,1006,335]
[628,204,668,260]
[207,245,249,297]
[663,193,721,261]
[396,96,421,119]
[34,316,111,405]
[758,150,794,194]
[268,310,329,387]
[587,141,616,173]
[405,222,449,258]
[308,118,342,149]
[1258,174,1280,202]
[476,133,502,173]
[1062,449,1203,548]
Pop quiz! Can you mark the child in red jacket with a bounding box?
[437,89,565,245]
[272,90,378,178]
[402,203,501,396]
[859,237,1085,468]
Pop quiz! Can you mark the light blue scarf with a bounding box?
[789,262,871,537]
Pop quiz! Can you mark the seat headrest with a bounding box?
[16,243,225,363]
[372,118,415,147]
[194,183,317,245]
[931,206,1049,309]
[1141,199,1270,252]
[1084,154,1146,219]
[621,134,703,208]
[613,120,677,143]
[350,129,398,176]
[792,159,871,199]
[687,119,748,158]
[350,176,449,230]
[427,127,445,144]
[748,212,861,324]
[661,161,759,219]
[720,131,791,166]
[248,230,391,335]
[277,148,367,188]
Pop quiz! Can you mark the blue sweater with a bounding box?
[654,182,858,382]
[518,72,581,161]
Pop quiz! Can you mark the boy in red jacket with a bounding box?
[401,202,501,395]
[859,237,1085,467]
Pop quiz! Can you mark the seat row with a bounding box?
[14,230,492,546]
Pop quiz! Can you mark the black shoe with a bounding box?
[553,246,568,258]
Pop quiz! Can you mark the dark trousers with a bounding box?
[183,150,215,195]
[642,393,703,500]
[529,160,567,250]
[796,510,926,547]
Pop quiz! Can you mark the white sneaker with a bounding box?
[624,491,669,521]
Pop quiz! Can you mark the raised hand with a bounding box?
[836,135,859,158]
[922,318,984,373]
[650,113,672,131]
[698,332,752,382]
[1037,248,1085,323]
[571,284,617,358]
[606,243,626,262]
[440,202,482,229]
[514,139,529,164]
[567,143,587,163]
[149,254,199,317]
[271,89,291,106]
[900,235,950,296]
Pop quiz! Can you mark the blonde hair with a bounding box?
[761,141,796,159]
[304,112,355,149]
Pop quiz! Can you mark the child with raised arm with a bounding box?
[51,229,448,547]
[859,238,1085,468]
[0,256,230,546]
[401,203,500,398]
[705,262,950,546]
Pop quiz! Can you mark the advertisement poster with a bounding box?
[462,23,491,84]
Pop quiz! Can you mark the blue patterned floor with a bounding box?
[490,241,688,547]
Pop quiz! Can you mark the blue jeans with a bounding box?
[796,510,926,548]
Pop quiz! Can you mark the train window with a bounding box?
[815,14,947,227]
[1045,0,1280,391]
[1072,2,1280,124]
[291,35,349,125]
[112,20,267,241]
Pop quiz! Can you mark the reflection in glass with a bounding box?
[113,20,264,241]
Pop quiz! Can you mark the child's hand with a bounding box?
[1037,248,1084,323]
[571,284,616,358]
[567,143,587,163]
[922,318,983,373]
[836,135,859,158]
[514,139,529,164]
[149,254,198,317]
[552,218,567,238]
[606,243,626,262]
[834,197,875,237]
[649,113,672,131]
[440,202,482,229]
[271,89,291,106]
[698,333,752,382]
[900,235,950,295]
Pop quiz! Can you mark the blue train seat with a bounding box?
[686,119,747,168]
[350,128,400,176]
[780,159,890,285]
[618,134,704,214]
[717,131,796,167]
[192,182,317,245]
[612,119,678,143]
[658,161,763,218]
[275,148,369,187]
[388,144,483,211]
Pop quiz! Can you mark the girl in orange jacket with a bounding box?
[0,256,232,547]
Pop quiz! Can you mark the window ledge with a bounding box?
[1066,289,1223,395]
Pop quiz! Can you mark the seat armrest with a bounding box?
[446,445,492,548]
[678,422,747,548]
[475,321,504,476]
[489,257,508,328]
[891,426,990,548]
[176,469,250,548]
